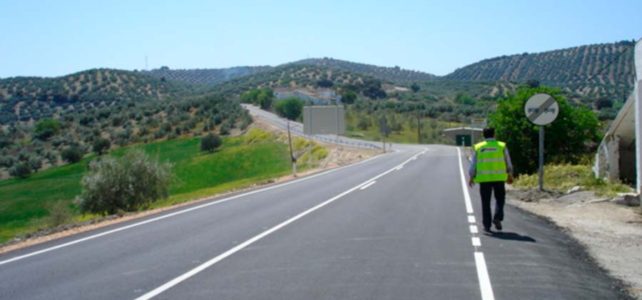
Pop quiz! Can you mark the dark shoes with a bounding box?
[483,227,492,233]
[493,219,503,231]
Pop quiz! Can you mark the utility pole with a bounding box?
[417,111,422,144]
[287,120,296,176]
[379,115,389,153]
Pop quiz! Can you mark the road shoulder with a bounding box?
[508,189,642,299]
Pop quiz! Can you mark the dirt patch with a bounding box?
[508,187,642,299]
[0,118,378,255]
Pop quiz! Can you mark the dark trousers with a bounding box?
[479,181,505,229]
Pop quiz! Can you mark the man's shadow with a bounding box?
[485,231,536,242]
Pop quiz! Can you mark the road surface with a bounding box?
[0,144,630,299]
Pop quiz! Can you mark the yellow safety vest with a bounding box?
[474,140,508,183]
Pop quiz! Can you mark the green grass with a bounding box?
[0,158,90,242]
[0,128,323,244]
[513,164,632,197]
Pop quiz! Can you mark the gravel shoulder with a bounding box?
[508,188,642,299]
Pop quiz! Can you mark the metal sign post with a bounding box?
[525,93,559,191]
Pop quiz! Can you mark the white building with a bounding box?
[594,38,642,192]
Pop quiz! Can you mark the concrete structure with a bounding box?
[594,92,636,183]
[595,38,641,191]
[303,105,345,135]
[443,127,483,146]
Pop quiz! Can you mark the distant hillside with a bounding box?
[291,58,436,85]
[214,64,386,97]
[0,69,187,123]
[445,41,636,102]
[143,58,436,88]
[143,66,272,86]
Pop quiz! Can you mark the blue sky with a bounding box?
[0,0,640,78]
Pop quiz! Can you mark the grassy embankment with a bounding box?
[0,128,327,243]
[344,109,459,144]
[514,164,632,197]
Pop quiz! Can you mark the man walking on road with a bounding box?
[468,128,514,233]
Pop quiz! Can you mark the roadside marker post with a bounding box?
[524,93,559,191]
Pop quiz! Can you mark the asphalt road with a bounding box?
[0,144,630,299]
[243,104,382,150]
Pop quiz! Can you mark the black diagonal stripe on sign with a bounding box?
[527,96,556,123]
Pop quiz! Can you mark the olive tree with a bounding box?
[77,150,172,215]
[274,97,304,121]
[200,133,222,152]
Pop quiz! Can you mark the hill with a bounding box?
[0,69,189,124]
[444,41,636,102]
[291,57,436,84]
[143,65,272,86]
[141,58,436,88]
[214,63,389,98]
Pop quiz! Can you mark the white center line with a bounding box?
[360,181,376,190]
[136,149,427,300]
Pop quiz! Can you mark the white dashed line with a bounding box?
[472,237,481,247]
[360,181,376,190]
[136,149,427,300]
[474,252,495,300]
[469,225,479,234]
[468,215,476,223]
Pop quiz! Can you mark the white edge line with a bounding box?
[457,148,474,214]
[0,149,391,266]
[136,149,427,300]
[359,181,376,190]
[474,252,495,300]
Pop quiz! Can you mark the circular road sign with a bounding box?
[524,93,559,125]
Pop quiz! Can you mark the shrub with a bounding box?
[93,138,111,155]
[44,201,73,227]
[10,162,32,179]
[275,97,304,121]
[200,133,222,152]
[77,150,172,215]
[34,119,61,140]
[0,155,15,168]
[219,122,231,135]
[411,83,420,93]
[28,156,43,171]
[514,163,631,197]
[489,86,600,174]
[341,90,357,104]
[61,146,84,163]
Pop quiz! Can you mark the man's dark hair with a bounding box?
[483,127,495,139]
